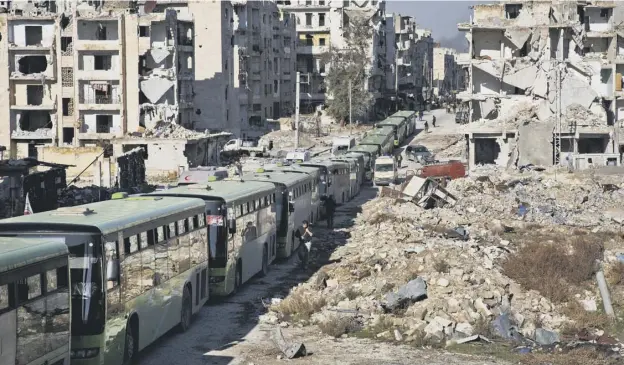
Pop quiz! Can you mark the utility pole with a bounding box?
[395,48,399,111]
[348,79,352,135]
[295,71,301,149]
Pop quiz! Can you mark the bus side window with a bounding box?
[198,213,206,227]
[46,269,57,293]
[157,226,165,242]
[167,222,176,238]
[192,215,199,229]
[188,216,195,231]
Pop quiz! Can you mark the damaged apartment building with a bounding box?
[0,1,197,160]
[278,0,392,115]
[459,0,624,170]
[393,14,435,109]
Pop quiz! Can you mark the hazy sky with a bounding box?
[386,1,487,51]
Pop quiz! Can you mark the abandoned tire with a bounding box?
[178,286,192,332]
[123,323,137,365]
[260,245,269,277]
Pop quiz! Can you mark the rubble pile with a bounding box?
[57,185,112,207]
[135,121,227,139]
[266,166,624,350]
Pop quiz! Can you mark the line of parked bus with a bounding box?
[0,110,418,365]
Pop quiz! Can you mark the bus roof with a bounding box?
[377,118,404,127]
[0,197,204,236]
[360,134,391,145]
[370,126,394,135]
[301,160,348,170]
[265,165,320,176]
[242,171,311,188]
[0,237,68,274]
[390,110,416,119]
[149,180,276,202]
[350,144,378,154]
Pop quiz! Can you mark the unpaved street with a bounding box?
[136,185,503,365]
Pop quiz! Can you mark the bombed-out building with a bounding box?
[0,0,196,160]
[459,0,624,170]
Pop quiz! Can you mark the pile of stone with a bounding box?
[267,166,624,347]
[57,185,112,207]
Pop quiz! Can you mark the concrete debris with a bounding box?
[383,277,427,312]
[504,29,531,49]
[271,327,307,359]
[11,128,55,139]
[534,328,560,346]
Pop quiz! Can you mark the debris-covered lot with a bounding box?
[263,166,624,364]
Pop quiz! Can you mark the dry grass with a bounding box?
[521,347,620,365]
[560,301,612,334]
[606,261,624,287]
[502,237,603,303]
[472,316,494,338]
[343,286,360,300]
[353,315,395,339]
[273,290,327,321]
[318,314,358,338]
[433,259,450,274]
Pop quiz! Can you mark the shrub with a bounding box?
[273,290,327,321]
[502,237,603,303]
[433,259,450,274]
[318,314,358,338]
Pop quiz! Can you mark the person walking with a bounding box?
[297,220,313,269]
[324,195,336,229]
[424,120,429,133]
[397,153,403,168]
[432,115,437,128]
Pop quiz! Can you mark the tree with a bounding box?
[323,17,374,125]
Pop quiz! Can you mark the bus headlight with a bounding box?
[71,348,100,359]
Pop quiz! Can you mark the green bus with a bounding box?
[375,117,408,146]
[261,163,322,224]
[242,170,314,258]
[359,133,394,155]
[389,110,417,136]
[0,237,70,365]
[148,179,278,296]
[0,196,208,365]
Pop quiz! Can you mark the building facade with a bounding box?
[458,0,623,170]
[277,0,390,116]
[0,0,195,158]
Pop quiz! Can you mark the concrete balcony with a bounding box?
[10,103,56,111]
[75,41,120,51]
[297,45,329,55]
[78,95,122,111]
[297,24,330,33]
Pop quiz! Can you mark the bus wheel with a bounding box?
[260,244,269,277]
[123,321,138,365]
[179,286,192,332]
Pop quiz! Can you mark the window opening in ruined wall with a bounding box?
[62,67,73,86]
[62,98,74,116]
[505,4,522,19]
[25,26,42,46]
[26,85,43,105]
[61,37,73,56]
[18,56,47,74]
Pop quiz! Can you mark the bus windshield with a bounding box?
[205,200,227,268]
[67,236,105,336]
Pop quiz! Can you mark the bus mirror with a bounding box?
[288,202,295,213]
[228,218,236,234]
[106,259,119,282]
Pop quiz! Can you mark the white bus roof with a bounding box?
[242,171,312,188]
[0,197,205,236]
[149,180,276,203]
[0,237,68,274]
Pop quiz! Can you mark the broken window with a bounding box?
[25,26,43,46]
[95,115,112,133]
[17,56,47,74]
[62,127,74,145]
[62,98,73,116]
[94,55,112,70]
[306,0,311,5]
[96,24,107,40]
[305,13,312,26]
[139,26,149,37]
[305,34,313,46]
[61,37,73,55]
[601,69,612,83]
[600,9,610,18]
[505,4,522,19]
[26,85,44,105]
[474,139,501,165]
[319,37,326,46]
[62,67,73,86]
[319,13,325,26]
[578,137,607,154]
[319,0,325,5]
[19,111,51,131]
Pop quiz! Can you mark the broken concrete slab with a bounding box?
[140,78,175,103]
[560,73,598,111]
[383,277,427,312]
[504,29,531,49]
[534,328,560,346]
[503,65,539,91]
[271,327,307,359]
[480,99,497,119]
